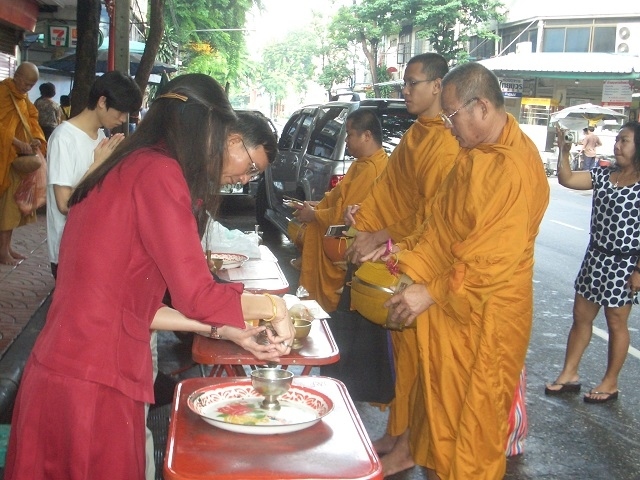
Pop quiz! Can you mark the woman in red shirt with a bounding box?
[5,73,294,479]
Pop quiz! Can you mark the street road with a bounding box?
[212,185,640,479]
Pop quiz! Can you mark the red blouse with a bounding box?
[33,148,245,403]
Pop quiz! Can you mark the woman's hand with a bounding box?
[269,296,295,353]
[629,269,640,296]
[220,324,290,362]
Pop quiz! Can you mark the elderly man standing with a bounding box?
[384,62,549,479]
[0,62,46,265]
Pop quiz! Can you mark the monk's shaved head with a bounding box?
[442,62,504,109]
[13,62,39,94]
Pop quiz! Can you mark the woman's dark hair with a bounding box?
[70,73,237,226]
[60,95,70,107]
[39,82,55,98]
[620,121,640,171]
[232,111,278,164]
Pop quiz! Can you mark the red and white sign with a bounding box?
[48,26,69,47]
[602,80,632,107]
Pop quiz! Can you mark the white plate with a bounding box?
[187,382,334,435]
[206,252,249,269]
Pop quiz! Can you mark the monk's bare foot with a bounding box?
[373,433,398,456]
[381,440,415,477]
[9,249,26,260]
[0,253,19,266]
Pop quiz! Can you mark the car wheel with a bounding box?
[255,178,277,233]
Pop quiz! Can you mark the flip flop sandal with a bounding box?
[583,390,619,404]
[544,381,582,395]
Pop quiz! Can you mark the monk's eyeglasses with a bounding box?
[440,97,479,128]
[402,79,434,89]
[242,140,261,181]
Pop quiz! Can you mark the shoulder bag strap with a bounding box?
[9,93,34,143]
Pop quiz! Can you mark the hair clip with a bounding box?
[157,92,188,102]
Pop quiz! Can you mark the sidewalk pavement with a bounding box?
[0,211,53,421]
[0,211,53,358]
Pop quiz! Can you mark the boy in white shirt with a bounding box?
[47,71,142,279]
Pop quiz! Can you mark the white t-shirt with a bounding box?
[46,121,106,263]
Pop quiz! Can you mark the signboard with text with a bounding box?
[602,80,632,107]
[48,26,69,47]
[499,77,524,98]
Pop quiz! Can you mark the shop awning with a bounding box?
[479,52,640,80]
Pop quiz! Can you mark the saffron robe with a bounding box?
[354,116,459,434]
[299,148,388,311]
[398,114,550,479]
[0,78,46,229]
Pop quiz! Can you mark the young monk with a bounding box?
[295,108,388,312]
[343,53,460,475]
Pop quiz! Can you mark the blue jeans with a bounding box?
[583,156,595,170]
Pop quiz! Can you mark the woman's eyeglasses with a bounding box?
[242,140,261,181]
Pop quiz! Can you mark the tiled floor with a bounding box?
[0,211,54,358]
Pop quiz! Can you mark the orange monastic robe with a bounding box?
[398,114,549,479]
[354,116,459,433]
[355,116,459,242]
[0,78,46,229]
[299,148,388,312]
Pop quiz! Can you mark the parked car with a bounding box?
[256,98,416,235]
[220,109,278,197]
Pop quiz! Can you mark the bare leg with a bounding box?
[381,429,414,477]
[0,230,18,265]
[372,431,399,456]
[546,293,600,391]
[585,304,631,401]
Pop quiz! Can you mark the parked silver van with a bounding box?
[256,99,415,234]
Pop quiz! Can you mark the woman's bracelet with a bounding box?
[209,325,222,339]
[263,293,278,321]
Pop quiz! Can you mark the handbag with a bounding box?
[322,225,354,263]
[10,94,47,215]
[12,153,41,174]
[350,261,414,330]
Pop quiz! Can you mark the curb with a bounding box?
[0,294,50,423]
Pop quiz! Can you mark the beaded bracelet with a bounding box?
[263,293,278,321]
[209,325,222,340]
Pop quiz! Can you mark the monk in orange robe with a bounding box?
[344,54,459,472]
[385,62,550,479]
[296,108,388,312]
[0,62,46,265]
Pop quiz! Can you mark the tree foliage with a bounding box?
[402,0,506,63]
[163,0,261,91]
[328,2,399,97]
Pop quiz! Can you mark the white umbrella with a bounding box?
[550,103,626,131]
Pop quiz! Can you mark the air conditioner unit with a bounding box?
[616,23,640,55]
[515,41,532,54]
